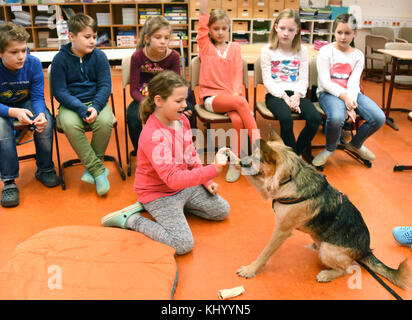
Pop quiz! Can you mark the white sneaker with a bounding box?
[345,144,375,161]
[312,150,333,166]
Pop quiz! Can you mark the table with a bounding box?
[377,49,412,131]
[31,48,136,63]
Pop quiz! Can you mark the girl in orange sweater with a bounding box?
[197,0,260,182]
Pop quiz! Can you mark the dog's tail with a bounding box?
[358,254,410,289]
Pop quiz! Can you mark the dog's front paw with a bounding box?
[316,270,332,283]
[237,265,257,279]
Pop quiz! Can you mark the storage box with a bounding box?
[284,0,299,11]
[222,0,237,9]
[253,7,268,18]
[232,20,249,31]
[237,7,252,18]
[224,7,236,18]
[270,0,284,9]
[238,0,253,8]
[209,0,221,10]
[269,0,284,18]
[190,7,200,18]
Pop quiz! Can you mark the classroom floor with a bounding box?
[0,69,411,300]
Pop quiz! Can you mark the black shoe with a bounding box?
[35,170,61,188]
[1,184,19,208]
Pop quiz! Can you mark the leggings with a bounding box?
[130,185,230,255]
[212,94,260,156]
[265,92,321,155]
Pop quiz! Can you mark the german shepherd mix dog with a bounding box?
[235,132,409,289]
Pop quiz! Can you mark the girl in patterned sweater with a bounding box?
[261,8,321,158]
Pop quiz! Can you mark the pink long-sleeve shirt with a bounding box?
[134,113,218,203]
[196,13,244,100]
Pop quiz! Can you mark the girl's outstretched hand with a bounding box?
[214,147,230,173]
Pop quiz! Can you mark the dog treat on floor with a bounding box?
[218,286,245,300]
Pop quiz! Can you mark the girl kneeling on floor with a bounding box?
[102,70,230,255]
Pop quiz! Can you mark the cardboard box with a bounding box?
[224,7,236,18]
[269,0,285,18]
[253,7,268,19]
[232,20,249,31]
[237,7,252,18]
[237,0,253,8]
[284,0,299,11]
[190,7,200,18]
[222,0,237,9]
[209,0,221,9]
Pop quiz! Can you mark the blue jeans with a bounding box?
[0,100,55,182]
[319,92,386,152]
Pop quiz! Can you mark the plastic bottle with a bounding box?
[56,16,69,48]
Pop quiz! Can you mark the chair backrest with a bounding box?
[399,27,412,43]
[190,55,249,93]
[371,27,395,41]
[47,65,53,97]
[253,56,263,87]
[121,54,132,88]
[365,34,388,51]
[395,38,408,43]
[385,42,412,50]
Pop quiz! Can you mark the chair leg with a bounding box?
[112,125,126,180]
[123,89,132,176]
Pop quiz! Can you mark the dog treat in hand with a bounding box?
[216,153,227,166]
[225,149,240,164]
[218,285,245,300]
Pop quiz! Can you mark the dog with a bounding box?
[234,131,409,289]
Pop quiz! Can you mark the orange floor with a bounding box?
[0,70,411,300]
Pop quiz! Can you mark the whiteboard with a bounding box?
[343,0,412,19]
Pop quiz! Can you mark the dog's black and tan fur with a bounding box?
[236,132,409,288]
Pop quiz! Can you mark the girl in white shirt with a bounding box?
[261,8,321,157]
[312,13,385,166]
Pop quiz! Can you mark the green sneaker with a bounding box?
[81,170,95,184]
[95,167,110,196]
[101,202,144,229]
[225,164,240,183]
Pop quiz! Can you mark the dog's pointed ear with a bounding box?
[269,129,284,144]
[258,139,277,163]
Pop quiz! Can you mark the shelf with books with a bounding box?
[0,1,190,56]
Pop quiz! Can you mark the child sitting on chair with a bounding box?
[51,13,114,196]
[0,23,60,208]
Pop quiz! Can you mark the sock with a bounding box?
[320,149,333,157]
[4,180,15,186]
[126,213,143,230]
